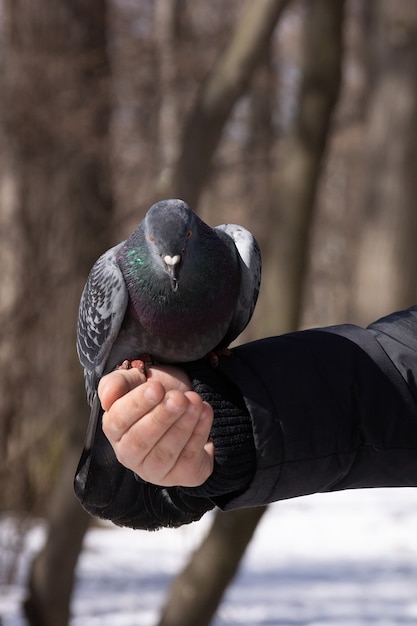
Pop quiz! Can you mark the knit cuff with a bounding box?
[180,359,256,506]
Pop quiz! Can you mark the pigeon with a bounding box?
[77,198,261,406]
[74,198,261,511]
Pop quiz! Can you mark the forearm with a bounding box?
[212,312,417,509]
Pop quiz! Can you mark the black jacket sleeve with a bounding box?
[213,306,417,510]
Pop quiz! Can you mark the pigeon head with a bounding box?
[143,199,196,292]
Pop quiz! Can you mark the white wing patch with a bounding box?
[214,223,262,345]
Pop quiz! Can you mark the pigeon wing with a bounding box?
[77,241,128,405]
[214,223,262,346]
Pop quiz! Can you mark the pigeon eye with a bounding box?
[186,230,192,240]
[149,234,155,243]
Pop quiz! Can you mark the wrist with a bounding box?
[180,359,256,501]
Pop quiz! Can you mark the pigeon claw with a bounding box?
[116,354,153,378]
[206,348,232,368]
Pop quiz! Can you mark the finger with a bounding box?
[119,388,192,466]
[111,389,192,476]
[169,399,215,486]
[139,394,213,486]
[98,367,147,412]
[183,393,214,446]
[102,380,165,443]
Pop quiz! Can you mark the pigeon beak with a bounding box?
[163,254,181,292]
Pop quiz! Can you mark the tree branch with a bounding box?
[171,0,289,206]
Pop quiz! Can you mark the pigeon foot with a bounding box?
[206,348,232,368]
[117,354,153,377]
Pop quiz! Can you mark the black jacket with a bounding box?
[74,307,417,530]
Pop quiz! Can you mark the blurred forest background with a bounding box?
[1,0,417,625]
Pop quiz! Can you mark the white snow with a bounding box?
[2,488,417,625]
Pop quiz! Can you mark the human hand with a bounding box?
[98,365,215,487]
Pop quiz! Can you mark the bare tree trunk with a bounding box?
[157,2,345,625]
[349,0,417,324]
[157,508,266,626]
[171,0,290,207]
[1,1,113,624]
[155,0,183,192]
[239,48,275,343]
[260,0,345,335]
[23,419,92,626]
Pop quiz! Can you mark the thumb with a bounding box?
[98,368,147,412]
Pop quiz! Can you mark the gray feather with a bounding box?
[77,242,128,405]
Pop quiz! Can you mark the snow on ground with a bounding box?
[2,488,417,625]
